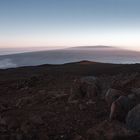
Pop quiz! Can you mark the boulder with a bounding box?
[80,76,100,98]
[127,94,136,100]
[126,104,140,131]
[130,88,140,104]
[109,96,135,121]
[105,88,123,106]
[68,77,99,102]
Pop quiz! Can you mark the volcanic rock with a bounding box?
[126,104,140,131]
[109,96,135,121]
[105,88,123,106]
[68,76,99,102]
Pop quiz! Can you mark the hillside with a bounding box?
[0,61,140,139]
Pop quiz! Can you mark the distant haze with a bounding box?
[0,47,64,55]
[1,46,140,69]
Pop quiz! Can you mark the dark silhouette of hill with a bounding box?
[1,60,140,77]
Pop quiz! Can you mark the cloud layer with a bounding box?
[0,59,17,69]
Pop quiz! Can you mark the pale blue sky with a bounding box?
[0,0,140,50]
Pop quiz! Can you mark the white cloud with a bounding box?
[0,59,17,69]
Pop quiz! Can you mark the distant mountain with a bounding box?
[0,46,140,69]
[68,45,115,49]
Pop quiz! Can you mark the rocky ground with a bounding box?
[0,61,140,139]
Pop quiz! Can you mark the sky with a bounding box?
[0,0,140,51]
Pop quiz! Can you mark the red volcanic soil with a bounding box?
[0,61,140,139]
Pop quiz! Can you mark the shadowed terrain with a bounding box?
[0,61,140,139]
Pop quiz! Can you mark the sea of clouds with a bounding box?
[0,46,140,69]
[0,59,17,69]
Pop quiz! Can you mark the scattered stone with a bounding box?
[29,115,44,125]
[73,134,84,140]
[87,120,138,140]
[0,115,7,125]
[0,125,7,133]
[65,106,69,112]
[0,103,9,113]
[79,104,86,111]
[37,131,49,140]
[8,120,20,130]
[16,96,34,108]
[20,121,35,134]
[0,134,10,140]
[38,90,47,95]
[86,100,96,105]
[55,94,68,100]
[20,86,29,91]
[16,133,24,140]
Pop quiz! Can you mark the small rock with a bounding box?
[37,131,49,140]
[65,106,69,112]
[38,90,46,95]
[86,100,96,105]
[20,121,32,134]
[16,133,24,140]
[16,96,33,108]
[0,115,20,130]
[79,103,86,110]
[0,103,9,112]
[29,115,44,125]
[8,120,20,130]
[0,115,7,125]
[73,134,84,140]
